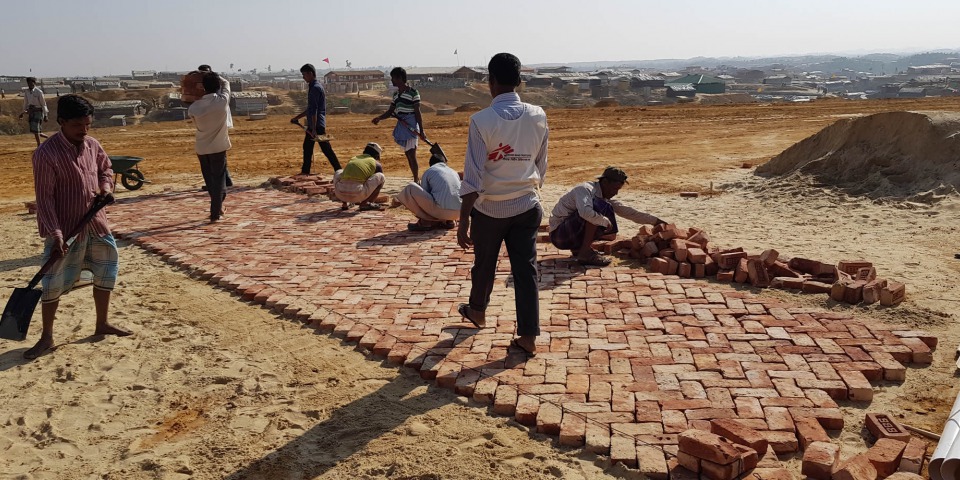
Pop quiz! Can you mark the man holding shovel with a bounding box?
[372,67,423,183]
[25,95,131,360]
[291,63,341,175]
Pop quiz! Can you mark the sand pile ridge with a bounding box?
[754,111,960,203]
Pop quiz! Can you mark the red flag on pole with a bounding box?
[322,58,330,64]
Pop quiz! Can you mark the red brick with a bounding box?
[675,246,689,262]
[648,257,669,274]
[678,429,743,465]
[898,436,927,474]
[834,453,878,480]
[678,262,692,278]
[900,337,933,364]
[709,419,768,454]
[718,251,748,270]
[749,468,795,480]
[700,445,757,480]
[865,412,911,443]
[886,473,925,480]
[789,407,844,430]
[772,276,804,290]
[492,385,518,416]
[585,420,611,454]
[536,402,563,435]
[515,394,539,425]
[717,270,735,282]
[747,259,772,288]
[694,263,707,278]
[866,438,906,478]
[802,280,833,294]
[769,261,803,278]
[794,416,830,450]
[676,450,701,473]
[734,258,750,283]
[760,249,779,266]
[838,260,873,275]
[759,430,799,454]
[642,241,660,257]
[665,257,679,275]
[880,281,906,306]
[637,444,670,480]
[856,266,877,282]
[801,441,840,480]
[688,248,708,264]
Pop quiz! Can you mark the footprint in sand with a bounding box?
[458,431,495,448]
[502,451,538,467]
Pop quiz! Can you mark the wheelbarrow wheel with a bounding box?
[121,169,145,190]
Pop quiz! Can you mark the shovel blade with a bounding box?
[0,287,42,341]
[429,142,449,163]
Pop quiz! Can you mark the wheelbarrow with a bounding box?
[108,155,149,190]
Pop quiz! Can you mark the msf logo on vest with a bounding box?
[488,143,515,161]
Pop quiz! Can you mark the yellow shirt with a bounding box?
[340,155,378,182]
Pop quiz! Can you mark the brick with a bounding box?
[676,450,701,473]
[866,438,906,478]
[678,429,742,465]
[700,445,757,480]
[856,266,877,282]
[678,262,692,278]
[769,261,803,278]
[734,258,750,283]
[694,263,706,278]
[802,280,833,294]
[834,453,878,480]
[585,420,611,454]
[758,249,779,266]
[759,430,799,454]
[688,248,708,264]
[898,436,926,474]
[801,441,840,480]
[839,369,874,401]
[637,445,669,480]
[880,282,909,309]
[794,416,830,450]
[642,241,660,257]
[665,257,679,275]
[675,246,689,262]
[536,402,563,435]
[718,251,748,270]
[648,257,669,274]
[865,413,911,443]
[717,270,734,282]
[771,276,804,290]
[747,259,772,288]
[789,407,844,430]
[886,473,924,480]
[750,468,794,479]
[710,419,768,454]
[838,260,873,276]
[515,394,539,425]
[862,279,887,304]
[492,385,518,416]
[844,280,867,304]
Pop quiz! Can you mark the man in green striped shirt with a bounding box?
[372,67,424,183]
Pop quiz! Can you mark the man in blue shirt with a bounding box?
[291,63,341,174]
[397,155,461,231]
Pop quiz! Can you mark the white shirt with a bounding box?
[23,87,48,114]
[549,181,660,231]
[187,85,231,155]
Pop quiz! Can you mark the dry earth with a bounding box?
[1,95,959,479]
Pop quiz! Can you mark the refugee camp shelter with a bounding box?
[670,74,726,94]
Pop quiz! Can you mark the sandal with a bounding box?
[510,338,537,357]
[457,303,484,328]
[407,222,434,232]
[441,220,456,230]
[358,203,384,211]
[577,252,612,267]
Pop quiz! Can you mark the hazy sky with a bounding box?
[3,0,958,77]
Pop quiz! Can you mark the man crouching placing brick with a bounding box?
[333,143,386,211]
[549,167,666,267]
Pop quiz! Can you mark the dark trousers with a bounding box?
[549,197,618,250]
[302,127,341,174]
[468,205,542,337]
[198,151,227,220]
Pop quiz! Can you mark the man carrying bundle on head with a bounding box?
[372,67,423,183]
[549,166,667,267]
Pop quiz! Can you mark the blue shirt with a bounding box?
[461,92,549,218]
[307,79,326,129]
[421,162,462,211]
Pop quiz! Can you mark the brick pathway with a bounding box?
[108,188,936,471]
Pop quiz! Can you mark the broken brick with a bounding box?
[747,259,772,288]
[880,281,906,306]
[801,441,840,480]
[760,249,779,266]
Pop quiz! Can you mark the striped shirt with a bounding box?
[461,92,549,218]
[421,162,462,211]
[33,132,114,240]
[392,87,420,114]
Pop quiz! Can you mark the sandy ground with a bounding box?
[1,95,959,478]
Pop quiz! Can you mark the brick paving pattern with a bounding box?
[108,188,936,469]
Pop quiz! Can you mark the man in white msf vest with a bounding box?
[456,52,548,357]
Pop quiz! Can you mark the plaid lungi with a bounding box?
[549,197,618,250]
[40,231,119,303]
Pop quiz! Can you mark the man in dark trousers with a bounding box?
[456,53,548,357]
[291,63,340,175]
[188,71,231,223]
[197,64,233,190]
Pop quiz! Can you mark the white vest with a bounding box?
[471,104,547,203]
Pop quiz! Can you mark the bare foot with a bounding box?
[94,323,132,337]
[23,336,54,360]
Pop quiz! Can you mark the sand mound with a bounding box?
[755,111,960,202]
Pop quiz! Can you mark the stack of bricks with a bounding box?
[597,223,906,307]
[675,427,770,479]
[266,174,333,197]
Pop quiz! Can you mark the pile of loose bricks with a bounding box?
[671,413,926,479]
[595,223,906,307]
[266,174,389,204]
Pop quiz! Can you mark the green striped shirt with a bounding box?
[392,88,420,114]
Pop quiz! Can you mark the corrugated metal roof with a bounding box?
[667,84,696,91]
[94,100,147,108]
[405,67,461,75]
[670,74,725,85]
[325,70,385,77]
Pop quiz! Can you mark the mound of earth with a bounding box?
[755,111,960,202]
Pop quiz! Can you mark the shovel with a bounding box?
[0,194,114,341]
[291,120,334,143]
[392,114,448,163]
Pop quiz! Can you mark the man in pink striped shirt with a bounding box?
[26,95,131,360]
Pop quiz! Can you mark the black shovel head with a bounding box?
[0,286,42,341]
[429,142,448,164]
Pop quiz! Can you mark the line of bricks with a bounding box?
[107,188,937,477]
